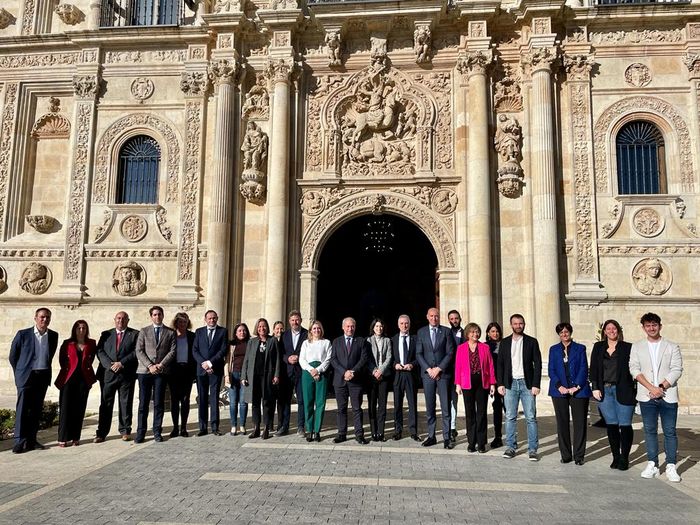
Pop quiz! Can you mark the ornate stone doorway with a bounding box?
[315,213,438,339]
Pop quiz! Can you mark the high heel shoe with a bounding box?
[314,433,321,442]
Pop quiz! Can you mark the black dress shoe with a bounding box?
[154,435,163,443]
[393,432,402,441]
[422,436,437,447]
[314,433,321,442]
[180,429,189,438]
[197,430,208,437]
[478,447,487,454]
[560,458,572,464]
[575,459,585,466]
[372,434,380,442]
[333,435,347,444]
[249,429,261,439]
[377,434,385,442]
[261,428,270,440]
[134,435,145,444]
[490,437,503,449]
[355,436,369,445]
[617,458,629,471]
[610,457,620,469]
[306,433,313,443]
[12,442,25,454]
[169,428,180,438]
[213,430,223,436]
[444,439,456,450]
[467,445,477,453]
[28,441,46,451]
[450,429,458,440]
[410,434,422,442]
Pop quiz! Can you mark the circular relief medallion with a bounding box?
[19,262,52,295]
[0,265,7,294]
[431,189,458,215]
[120,215,148,242]
[624,63,651,88]
[130,77,155,102]
[632,208,664,237]
[300,191,326,216]
[631,257,672,296]
[112,261,147,297]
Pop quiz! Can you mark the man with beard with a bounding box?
[447,310,464,441]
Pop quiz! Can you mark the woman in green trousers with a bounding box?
[299,320,332,442]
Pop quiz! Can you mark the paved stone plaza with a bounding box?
[0,406,698,524]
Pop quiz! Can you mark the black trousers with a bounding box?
[422,373,452,441]
[196,372,221,432]
[58,373,90,442]
[552,396,589,462]
[463,375,489,449]
[492,389,505,439]
[393,372,418,435]
[137,373,167,437]
[251,381,275,429]
[335,382,364,437]
[98,373,136,438]
[169,364,193,430]
[14,370,50,446]
[367,378,389,437]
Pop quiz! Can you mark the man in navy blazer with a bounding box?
[416,307,456,449]
[391,314,421,442]
[192,310,229,436]
[330,317,370,444]
[9,307,59,453]
[278,310,308,437]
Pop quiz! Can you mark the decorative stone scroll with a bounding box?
[0,8,15,29]
[240,122,268,205]
[19,262,52,295]
[631,257,672,296]
[55,4,84,25]
[112,261,146,296]
[26,214,56,233]
[494,115,524,198]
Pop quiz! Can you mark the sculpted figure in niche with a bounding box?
[242,75,269,115]
[112,261,146,297]
[19,262,51,295]
[414,26,432,64]
[326,31,342,67]
[632,258,671,296]
[494,114,521,163]
[241,121,268,172]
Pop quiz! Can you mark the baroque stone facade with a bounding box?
[0,0,699,412]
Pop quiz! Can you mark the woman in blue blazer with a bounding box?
[548,323,592,465]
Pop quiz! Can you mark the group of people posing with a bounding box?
[8,305,683,483]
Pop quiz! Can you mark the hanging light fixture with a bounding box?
[363,216,395,254]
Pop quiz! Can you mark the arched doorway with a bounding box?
[316,214,438,339]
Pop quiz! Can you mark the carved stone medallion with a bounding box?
[112,261,147,297]
[26,214,56,233]
[430,189,458,215]
[624,63,651,88]
[19,262,52,295]
[632,208,663,237]
[300,191,326,216]
[120,215,148,242]
[130,77,155,103]
[0,265,7,294]
[631,257,672,296]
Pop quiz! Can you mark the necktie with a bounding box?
[116,331,123,356]
[208,328,214,344]
[430,327,436,347]
[402,335,408,366]
[155,326,161,344]
[346,337,351,353]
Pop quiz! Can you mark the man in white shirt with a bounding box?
[278,310,308,436]
[629,312,683,482]
[391,315,421,442]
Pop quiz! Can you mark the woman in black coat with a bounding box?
[485,322,504,448]
[168,312,196,438]
[241,318,281,439]
[589,319,636,471]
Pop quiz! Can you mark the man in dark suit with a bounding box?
[496,313,542,461]
[9,307,59,453]
[94,311,139,442]
[192,310,228,436]
[447,309,464,441]
[134,305,176,443]
[416,307,456,449]
[391,314,421,442]
[277,310,308,437]
[330,317,369,444]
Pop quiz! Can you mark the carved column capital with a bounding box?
[72,74,100,100]
[456,50,493,78]
[564,54,595,82]
[523,46,559,73]
[208,58,240,87]
[267,58,296,84]
[684,53,700,78]
[180,71,209,97]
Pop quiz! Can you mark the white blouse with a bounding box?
[299,339,332,374]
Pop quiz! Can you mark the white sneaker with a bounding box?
[666,464,681,483]
[641,461,660,479]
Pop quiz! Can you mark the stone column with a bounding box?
[206,58,239,316]
[264,58,294,322]
[88,0,102,29]
[458,49,493,327]
[526,46,561,338]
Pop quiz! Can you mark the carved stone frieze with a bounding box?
[391,186,458,215]
[86,248,177,258]
[180,71,209,97]
[632,208,664,237]
[325,30,343,68]
[72,75,99,99]
[242,74,270,120]
[624,63,651,88]
[214,0,240,12]
[0,8,15,29]
[590,29,683,45]
[19,262,52,295]
[565,28,586,43]
[26,214,56,233]
[55,4,84,25]
[301,192,456,270]
[593,97,694,193]
[632,257,672,295]
[494,115,524,199]
[208,58,241,87]
[156,206,173,244]
[105,50,186,64]
[120,215,148,242]
[564,54,594,82]
[0,248,63,257]
[493,65,522,113]
[414,25,432,64]
[0,83,17,241]
[270,0,298,9]
[93,113,181,204]
[240,122,268,205]
[21,0,35,35]
[112,261,146,296]
[130,77,155,103]
[0,53,80,69]
[93,209,113,243]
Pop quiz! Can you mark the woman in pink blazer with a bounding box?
[55,320,97,447]
[455,323,496,453]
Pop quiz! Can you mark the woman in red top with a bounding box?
[454,323,496,453]
[55,320,97,446]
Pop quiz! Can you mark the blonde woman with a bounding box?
[299,320,332,442]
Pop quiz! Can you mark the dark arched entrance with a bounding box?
[317,214,438,340]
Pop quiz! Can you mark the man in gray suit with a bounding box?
[95,311,139,442]
[134,305,176,443]
[416,307,456,449]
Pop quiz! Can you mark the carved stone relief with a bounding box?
[590,29,683,45]
[624,63,651,88]
[19,262,52,295]
[326,30,342,68]
[120,215,148,242]
[72,75,99,99]
[493,65,522,113]
[0,53,80,69]
[0,265,6,294]
[26,214,56,233]
[270,0,298,9]
[93,209,113,243]
[300,187,365,217]
[242,74,270,120]
[0,83,19,241]
[112,261,146,296]
[593,97,694,193]
[209,58,241,87]
[414,25,432,64]
[130,77,155,103]
[305,75,343,173]
[105,50,186,64]
[21,0,35,35]
[178,100,202,281]
[31,97,71,139]
[180,72,209,97]
[156,206,173,244]
[93,113,181,204]
[55,4,84,25]
[631,257,672,295]
[215,0,240,12]
[391,186,457,215]
[0,8,15,30]
[632,208,664,237]
[494,114,524,198]
[240,122,268,205]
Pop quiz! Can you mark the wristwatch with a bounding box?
[658,383,667,391]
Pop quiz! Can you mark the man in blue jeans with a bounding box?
[629,312,683,482]
[496,314,542,461]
